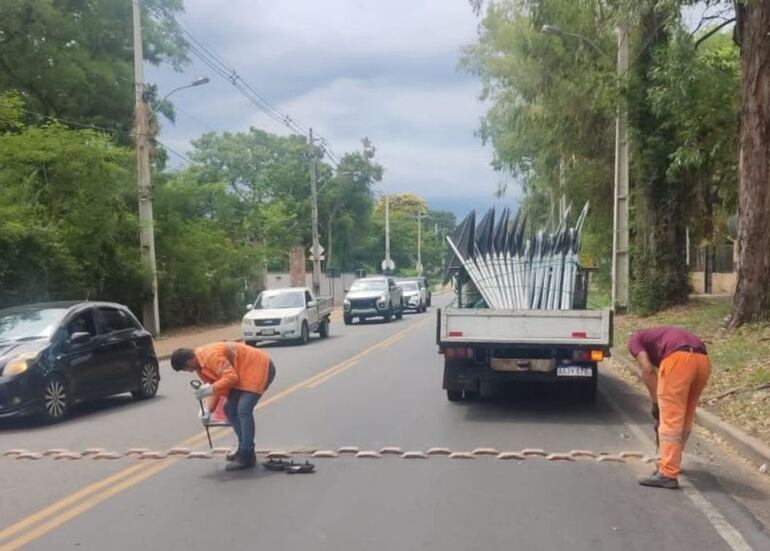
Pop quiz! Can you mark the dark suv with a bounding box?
[0,301,159,422]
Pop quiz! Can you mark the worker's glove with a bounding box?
[197,407,211,426]
[193,383,214,400]
[651,402,660,422]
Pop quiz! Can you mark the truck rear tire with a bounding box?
[575,369,598,403]
[383,310,392,323]
[344,314,352,325]
[319,319,330,338]
[447,389,463,402]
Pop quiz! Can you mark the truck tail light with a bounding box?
[572,331,587,338]
[572,350,605,362]
[445,347,473,360]
[448,331,463,337]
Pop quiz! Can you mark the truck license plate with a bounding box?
[557,366,593,377]
[260,329,276,336]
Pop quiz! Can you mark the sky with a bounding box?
[146,0,514,219]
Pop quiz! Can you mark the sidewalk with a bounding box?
[153,323,243,360]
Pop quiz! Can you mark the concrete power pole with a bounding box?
[612,18,630,312]
[308,128,322,295]
[132,0,160,336]
[416,212,423,276]
[383,196,393,274]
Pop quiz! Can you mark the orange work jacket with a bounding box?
[194,342,272,400]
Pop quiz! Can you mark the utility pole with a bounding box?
[416,211,423,276]
[385,196,391,273]
[132,0,160,336]
[612,18,630,312]
[308,128,322,295]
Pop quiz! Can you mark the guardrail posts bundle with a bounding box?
[443,203,589,310]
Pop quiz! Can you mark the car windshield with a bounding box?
[398,282,419,292]
[254,292,304,309]
[350,280,387,292]
[0,308,67,342]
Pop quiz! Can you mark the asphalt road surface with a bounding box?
[2,297,769,551]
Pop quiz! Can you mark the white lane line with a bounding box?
[599,383,753,551]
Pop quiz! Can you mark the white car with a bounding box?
[397,280,427,313]
[242,288,332,346]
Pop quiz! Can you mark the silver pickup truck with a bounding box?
[242,287,332,345]
[343,276,403,324]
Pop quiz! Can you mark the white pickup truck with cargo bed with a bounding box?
[242,287,332,346]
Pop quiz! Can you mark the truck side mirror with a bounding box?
[245,304,253,310]
[307,300,316,308]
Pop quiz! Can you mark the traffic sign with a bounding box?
[381,258,395,271]
[308,244,325,257]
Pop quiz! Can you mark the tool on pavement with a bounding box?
[190,380,213,449]
[262,458,316,474]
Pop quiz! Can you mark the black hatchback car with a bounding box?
[0,301,160,422]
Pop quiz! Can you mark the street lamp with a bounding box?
[541,22,629,312]
[159,76,210,105]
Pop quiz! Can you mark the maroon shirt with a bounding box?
[628,326,706,367]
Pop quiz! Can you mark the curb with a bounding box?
[695,407,770,469]
[609,359,770,470]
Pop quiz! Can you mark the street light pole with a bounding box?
[132,0,159,336]
[308,128,322,295]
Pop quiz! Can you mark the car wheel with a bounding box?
[40,374,70,422]
[132,359,160,400]
[319,320,330,338]
[343,314,352,325]
[297,322,309,345]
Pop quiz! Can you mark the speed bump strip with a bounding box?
[472,448,500,456]
[426,447,452,456]
[356,451,382,459]
[546,453,575,462]
[596,455,626,463]
[379,447,404,455]
[312,450,338,458]
[448,452,476,460]
[402,451,429,459]
[522,448,548,457]
[496,452,526,460]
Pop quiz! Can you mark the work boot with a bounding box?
[225,452,256,471]
[226,449,256,462]
[638,471,679,489]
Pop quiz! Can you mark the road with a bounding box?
[1,297,769,550]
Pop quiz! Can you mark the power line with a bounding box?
[142,0,342,164]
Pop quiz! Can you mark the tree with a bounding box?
[0,0,188,134]
[188,128,312,267]
[318,138,382,271]
[0,95,143,309]
[729,0,770,327]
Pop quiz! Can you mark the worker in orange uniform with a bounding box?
[629,326,710,489]
[171,342,276,471]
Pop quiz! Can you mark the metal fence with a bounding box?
[690,244,734,274]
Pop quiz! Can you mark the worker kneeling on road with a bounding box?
[629,326,710,489]
[171,342,276,471]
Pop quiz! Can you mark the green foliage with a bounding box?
[0,115,143,309]
[0,0,188,134]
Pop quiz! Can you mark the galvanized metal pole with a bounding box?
[612,18,630,312]
[132,0,160,336]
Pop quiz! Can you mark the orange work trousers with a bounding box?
[657,351,711,478]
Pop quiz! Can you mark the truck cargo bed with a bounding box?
[438,308,612,348]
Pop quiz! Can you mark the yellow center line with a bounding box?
[0,314,429,549]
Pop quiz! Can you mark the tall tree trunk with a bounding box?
[730,0,770,327]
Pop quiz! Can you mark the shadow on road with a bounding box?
[0,394,168,432]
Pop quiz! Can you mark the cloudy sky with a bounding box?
[146,0,514,218]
